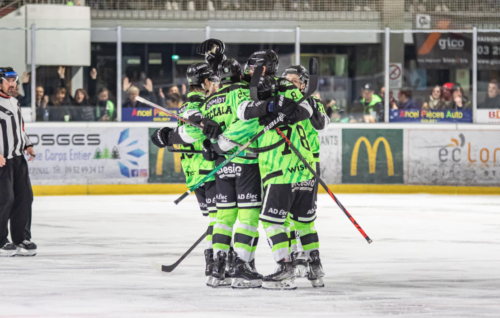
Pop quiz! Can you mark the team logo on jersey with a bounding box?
[291,179,315,192]
[217,163,242,178]
[205,96,226,110]
[268,208,287,216]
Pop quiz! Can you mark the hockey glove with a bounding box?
[258,114,277,126]
[267,95,300,117]
[202,139,218,162]
[201,118,223,140]
[151,127,173,148]
[197,39,226,74]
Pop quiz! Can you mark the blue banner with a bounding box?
[389,109,473,123]
[122,108,178,122]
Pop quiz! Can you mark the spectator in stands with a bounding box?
[349,83,383,123]
[12,72,31,106]
[396,87,419,109]
[35,86,49,121]
[325,99,349,123]
[479,79,500,109]
[95,87,115,121]
[123,86,155,109]
[159,85,183,108]
[72,89,95,122]
[48,87,72,121]
[450,84,472,110]
[291,0,311,10]
[123,77,157,105]
[422,85,446,110]
[442,82,455,109]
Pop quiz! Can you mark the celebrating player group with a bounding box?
[150,39,330,290]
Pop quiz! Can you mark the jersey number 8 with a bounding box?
[277,124,310,156]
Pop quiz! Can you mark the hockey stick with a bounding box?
[275,129,372,244]
[136,96,255,153]
[151,230,207,273]
[166,145,257,158]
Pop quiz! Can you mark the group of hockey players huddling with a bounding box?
[151,39,330,290]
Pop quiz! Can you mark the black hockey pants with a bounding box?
[0,155,33,245]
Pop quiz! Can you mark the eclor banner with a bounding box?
[407,130,500,186]
[27,127,149,185]
[342,129,404,184]
[389,109,473,123]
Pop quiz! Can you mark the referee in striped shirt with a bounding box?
[0,67,37,257]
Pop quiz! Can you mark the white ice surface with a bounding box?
[1,194,500,318]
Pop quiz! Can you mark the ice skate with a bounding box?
[307,250,325,288]
[16,240,36,257]
[231,257,263,289]
[204,249,214,287]
[0,241,17,257]
[262,260,296,290]
[292,251,309,278]
[211,251,231,288]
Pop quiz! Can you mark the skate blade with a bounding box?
[14,248,36,257]
[310,277,325,288]
[294,265,309,278]
[231,278,262,289]
[212,277,232,288]
[262,279,297,290]
[0,251,17,257]
[206,276,214,287]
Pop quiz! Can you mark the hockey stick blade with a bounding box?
[151,230,207,273]
[249,66,264,102]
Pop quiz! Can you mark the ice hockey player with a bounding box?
[282,65,329,286]
[234,50,324,289]
[0,67,37,257]
[150,62,221,286]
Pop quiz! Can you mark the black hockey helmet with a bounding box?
[0,67,18,83]
[218,58,242,85]
[244,49,279,78]
[257,75,277,100]
[186,63,219,86]
[282,65,309,88]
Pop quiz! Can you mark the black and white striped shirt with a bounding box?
[0,92,32,159]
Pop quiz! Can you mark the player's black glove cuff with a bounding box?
[201,118,222,140]
[151,127,173,148]
[258,114,277,126]
[266,95,300,117]
[202,139,218,162]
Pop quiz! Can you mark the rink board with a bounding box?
[24,122,500,195]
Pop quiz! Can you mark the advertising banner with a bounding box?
[389,109,473,123]
[407,130,500,185]
[318,128,342,184]
[26,127,149,185]
[415,32,500,70]
[414,32,471,69]
[148,128,186,184]
[477,109,500,124]
[342,129,404,184]
[122,108,178,122]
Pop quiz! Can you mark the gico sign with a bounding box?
[438,37,465,50]
[27,134,100,146]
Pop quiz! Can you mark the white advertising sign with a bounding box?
[407,130,500,185]
[26,127,149,185]
[318,128,342,184]
[477,109,500,124]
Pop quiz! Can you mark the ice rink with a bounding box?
[2,193,500,318]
